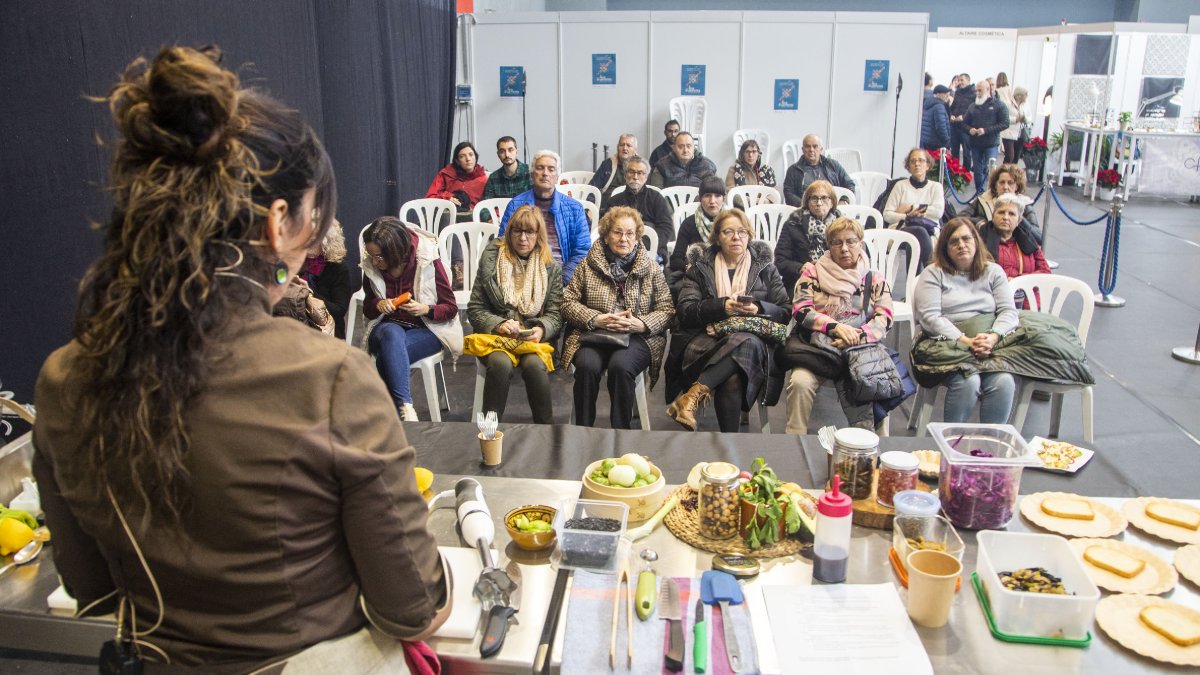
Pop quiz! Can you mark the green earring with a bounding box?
[272,260,290,285]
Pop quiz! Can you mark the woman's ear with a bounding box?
[263,199,291,255]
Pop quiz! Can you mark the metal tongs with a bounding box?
[609,559,634,668]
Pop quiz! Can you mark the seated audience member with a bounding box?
[775,180,841,294]
[483,135,531,201]
[912,218,1018,424]
[668,176,726,296]
[882,148,945,269]
[978,194,1049,308]
[561,207,674,429]
[665,210,789,432]
[499,149,591,283]
[963,79,1010,190]
[34,46,449,672]
[427,140,487,214]
[649,119,681,168]
[603,155,672,262]
[649,131,717,189]
[964,163,1042,243]
[782,134,856,207]
[361,217,462,421]
[726,139,777,190]
[590,133,638,202]
[274,219,353,338]
[467,206,562,424]
[784,217,897,434]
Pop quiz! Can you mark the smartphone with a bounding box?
[736,295,755,304]
[917,203,929,210]
[516,328,535,337]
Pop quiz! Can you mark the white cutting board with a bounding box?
[432,545,494,640]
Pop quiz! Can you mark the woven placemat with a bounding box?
[662,485,811,558]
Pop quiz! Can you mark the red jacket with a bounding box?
[995,238,1050,308]
[425,164,487,209]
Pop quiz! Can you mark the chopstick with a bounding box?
[533,568,571,675]
[610,563,633,668]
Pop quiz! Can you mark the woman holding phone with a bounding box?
[882,148,944,269]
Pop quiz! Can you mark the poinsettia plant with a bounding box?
[1024,136,1049,155]
[929,148,971,193]
[1095,168,1122,189]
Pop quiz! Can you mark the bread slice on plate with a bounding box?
[1041,497,1095,521]
[1084,545,1146,578]
[1146,502,1200,531]
[1139,606,1200,647]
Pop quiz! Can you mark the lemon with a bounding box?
[0,517,35,556]
[414,467,434,494]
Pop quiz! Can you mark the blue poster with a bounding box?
[681,64,706,96]
[500,66,525,97]
[774,79,799,111]
[864,60,890,92]
[592,53,616,86]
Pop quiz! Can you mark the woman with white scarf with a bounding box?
[467,206,563,423]
[668,175,727,298]
[784,217,895,434]
[666,210,790,432]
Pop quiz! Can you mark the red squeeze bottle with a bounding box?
[813,475,853,583]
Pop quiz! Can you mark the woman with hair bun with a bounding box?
[32,46,449,671]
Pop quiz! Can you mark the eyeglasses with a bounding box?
[511,228,538,238]
[720,229,749,239]
[610,230,640,240]
[809,195,833,203]
[829,237,861,248]
[948,235,975,246]
[367,252,386,262]
[626,169,647,177]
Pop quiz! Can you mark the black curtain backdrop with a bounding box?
[0,0,455,408]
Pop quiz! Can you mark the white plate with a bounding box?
[1028,436,1095,474]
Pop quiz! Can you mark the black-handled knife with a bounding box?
[480,604,518,658]
[660,578,684,672]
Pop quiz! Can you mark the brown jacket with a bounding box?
[561,240,675,387]
[32,294,449,672]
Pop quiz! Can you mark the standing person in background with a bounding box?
[483,135,531,201]
[964,79,1010,191]
[649,119,681,168]
[498,150,591,283]
[781,134,855,207]
[604,155,673,262]
[921,84,952,152]
[590,133,638,202]
[650,131,717,189]
[949,73,976,172]
[725,138,777,190]
[998,83,1029,165]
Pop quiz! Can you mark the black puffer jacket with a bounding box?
[964,96,1010,148]
[649,153,718,189]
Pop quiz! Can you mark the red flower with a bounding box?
[1024,137,1048,151]
[1095,168,1121,188]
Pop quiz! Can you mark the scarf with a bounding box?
[804,209,838,261]
[812,250,869,319]
[301,254,326,281]
[604,243,639,285]
[496,246,548,318]
[714,249,752,300]
[694,207,716,243]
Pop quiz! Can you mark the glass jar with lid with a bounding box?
[876,451,919,507]
[698,462,741,540]
[830,428,879,501]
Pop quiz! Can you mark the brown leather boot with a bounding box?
[667,382,711,431]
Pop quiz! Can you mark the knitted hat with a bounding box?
[933,85,951,94]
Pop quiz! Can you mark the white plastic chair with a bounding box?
[610,184,662,198]
[836,204,884,231]
[472,197,510,225]
[732,129,771,167]
[850,171,891,209]
[825,147,863,174]
[437,221,499,307]
[669,97,707,149]
[862,229,919,348]
[672,202,699,238]
[641,228,660,260]
[556,182,601,207]
[660,186,699,212]
[400,198,456,235]
[781,138,804,170]
[747,204,796,249]
[568,368,651,431]
[831,186,857,206]
[559,170,594,185]
[728,185,781,211]
[582,201,599,240]
[1008,274,1096,443]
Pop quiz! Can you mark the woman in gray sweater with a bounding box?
[913,218,1019,423]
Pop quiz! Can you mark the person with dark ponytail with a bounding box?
[31,46,450,671]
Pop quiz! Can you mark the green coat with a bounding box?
[467,244,563,341]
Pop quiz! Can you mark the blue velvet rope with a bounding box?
[940,160,979,205]
[1047,184,1109,226]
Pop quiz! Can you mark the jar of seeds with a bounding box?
[698,462,741,540]
[831,428,879,501]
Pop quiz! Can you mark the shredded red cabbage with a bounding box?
[940,450,1021,529]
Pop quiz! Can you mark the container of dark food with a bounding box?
[553,499,629,572]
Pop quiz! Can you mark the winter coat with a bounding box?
[782,156,856,207]
[997,86,1026,141]
[921,90,951,150]
[499,190,592,283]
[589,156,627,201]
[774,208,840,294]
[603,186,673,261]
[649,152,718,189]
[725,160,778,189]
[964,96,1011,148]
[949,83,975,126]
[964,192,1043,243]
[467,244,564,341]
[426,163,487,210]
[560,240,675,387]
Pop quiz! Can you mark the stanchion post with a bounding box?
[1094,195,1125,308]
[1042,171,1059,269]
[1172,322,1200,365]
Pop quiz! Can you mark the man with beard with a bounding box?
[603,155,672,262]
[649,119,680,168]
[483,136,531,200]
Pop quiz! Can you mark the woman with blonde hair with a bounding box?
[467,205,563,423]
[277,219,352,338]
[774,179,841,294]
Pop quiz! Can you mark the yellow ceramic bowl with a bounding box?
[581,460,667,521]
[505,505,557,551]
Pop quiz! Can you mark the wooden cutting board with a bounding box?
[848,470,934,530]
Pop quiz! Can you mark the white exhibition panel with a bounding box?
[469,11,927,179]
[925,36,1017,89]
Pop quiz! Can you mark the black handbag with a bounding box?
[780,334,843,379]
[578,329,630,348]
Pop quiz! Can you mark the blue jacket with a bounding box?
[499,189,591,283]
[921,90,951,151]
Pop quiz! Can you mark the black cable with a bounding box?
[521,72,528,165]
[891,74,903,172]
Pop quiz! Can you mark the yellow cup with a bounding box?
[906,549,962,628]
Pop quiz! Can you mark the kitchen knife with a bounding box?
[693,597,707,673]
[660,578,684,672]
[701,570,743,673]
[479,561,521,658]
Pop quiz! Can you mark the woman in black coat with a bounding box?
[773,180,840,296]
[300,220,354,339]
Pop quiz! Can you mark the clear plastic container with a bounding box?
[698,462,741,540]
[893,490,941,517]
[830,428,879,501]
[929,423,1039,530]
[876,451,918,508]
[892,515,964,572]
[977,531,1100,640]
[553,499,628,573]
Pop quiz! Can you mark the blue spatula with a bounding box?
[700,570,743,672]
